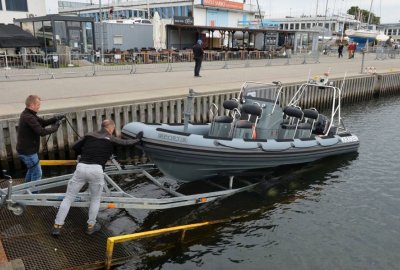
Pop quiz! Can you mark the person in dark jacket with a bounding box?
[193,39,204,77]
[17,95,63,182]
[52,119,143,236]
[338,43,344,58]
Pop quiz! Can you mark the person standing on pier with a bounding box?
[193,39,204,77]
[52,119,143,237]
[338,43,344,58]
[16,95,64,183]
[348,42,355,59]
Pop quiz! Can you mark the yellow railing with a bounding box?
[105,220,227,269]
[39,160,77,166]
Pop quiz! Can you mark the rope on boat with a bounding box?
[214,140,260,150]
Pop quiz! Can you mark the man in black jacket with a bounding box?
[52,119,143,236]
[17,95,63,182]
[193,39,204,77]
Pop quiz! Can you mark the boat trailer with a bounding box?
[0,160,259,216]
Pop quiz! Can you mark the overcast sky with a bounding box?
[260,0,399,24]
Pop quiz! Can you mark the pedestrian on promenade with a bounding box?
[52,119,143,237]
[193,39,204,77]
[338,43,344,58]
[16,95,64,183]
[348,42,355,59]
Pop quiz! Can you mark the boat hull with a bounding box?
[345,29,378,47]
[141,138,358,182]
[122,122,359,182]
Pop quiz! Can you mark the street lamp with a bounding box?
[99,0,104,63]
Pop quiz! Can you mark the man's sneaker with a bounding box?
[51,224,62,237]
[85,223,101,235]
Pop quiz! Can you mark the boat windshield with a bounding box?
[238,81,283,112]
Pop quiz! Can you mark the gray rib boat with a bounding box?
[122,76,360,182]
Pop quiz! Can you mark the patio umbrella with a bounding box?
[160,19,167,50]
[376,33,389,42]
[152,12,162,51]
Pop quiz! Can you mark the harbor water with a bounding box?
[114,94,400,270]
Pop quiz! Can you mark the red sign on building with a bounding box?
[203,0,244,10]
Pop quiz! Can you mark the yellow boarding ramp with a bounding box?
[105,219,234,269]
[39,160,77,166]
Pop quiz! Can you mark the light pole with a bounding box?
[99,0,104,63]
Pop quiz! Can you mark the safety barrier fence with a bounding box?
[1,73,399,170]
[0,50,321,81]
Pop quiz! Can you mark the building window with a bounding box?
[5,0,28,11]
[113,35,123,45]
[295,23,299,30]
[0,1,2,10]
[187,5,193,17]
[388,29,392,35]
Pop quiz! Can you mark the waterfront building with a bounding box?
[59,0,258,28]
[59,0,312,51]
[14,15,96,54]
[267,14,359,42]
[378,23,400,43]
[0,0,57,24]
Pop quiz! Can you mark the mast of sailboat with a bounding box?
[367,0,373,25]
[321,0,329,46]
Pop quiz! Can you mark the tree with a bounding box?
[347,6,380,25]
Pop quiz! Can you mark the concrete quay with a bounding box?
[1,53,399,119]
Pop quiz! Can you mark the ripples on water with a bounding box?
[113,95,400,270]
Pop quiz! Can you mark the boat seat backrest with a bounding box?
[303,108,319,120]
[280,106,304,140]
[214,115,233,123]
[223,99,239,111]
[303,108,319,137]
[209,99,239,138]
[283,106,303,125]
[283,106,303,119]
[240,103,262,122]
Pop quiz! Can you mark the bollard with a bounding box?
[360,48,366,74]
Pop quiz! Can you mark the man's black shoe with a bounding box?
[51,224,62,237]
[85,223,101,235]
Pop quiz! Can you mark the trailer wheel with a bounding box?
[11,203,25,216]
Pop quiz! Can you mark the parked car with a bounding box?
[133,19,152,24]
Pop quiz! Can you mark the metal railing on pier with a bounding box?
[0,50,322,81]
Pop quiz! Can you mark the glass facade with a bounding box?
[79,5,192,22]
[5,0,28,11]
[17,17,95,54]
